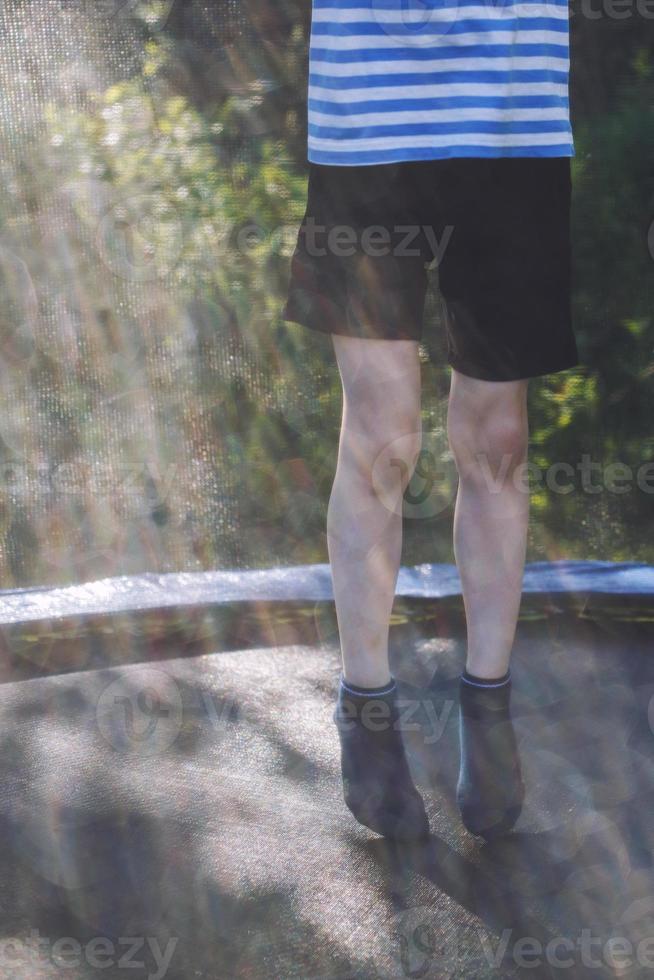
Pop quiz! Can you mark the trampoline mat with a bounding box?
[2,615,654,979]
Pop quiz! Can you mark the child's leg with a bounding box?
[327,334,422,689]
[447,369,530,679]
[447,369,529,838]
[327,334,429,840]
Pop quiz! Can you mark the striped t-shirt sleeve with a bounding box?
[307,0,574,166]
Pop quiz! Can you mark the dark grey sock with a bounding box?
[334,676,429,841]
[457,670,525,840]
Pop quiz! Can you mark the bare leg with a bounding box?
[327,335,422,689]
[447,369,530,679]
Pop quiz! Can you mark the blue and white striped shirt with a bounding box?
[308,0,573,165]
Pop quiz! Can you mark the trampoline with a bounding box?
[1,564,654,978]
[0,2,653,980]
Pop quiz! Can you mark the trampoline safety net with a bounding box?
[0,0,651,589]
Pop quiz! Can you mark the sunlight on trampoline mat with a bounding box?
[0,608,652,978]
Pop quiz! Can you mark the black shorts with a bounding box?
[282,157,580,381]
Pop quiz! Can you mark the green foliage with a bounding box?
[528,67,654,559]
[0,7,652,582]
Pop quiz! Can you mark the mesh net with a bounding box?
[0,1,651,587]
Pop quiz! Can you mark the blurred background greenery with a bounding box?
[0,0,651,587]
